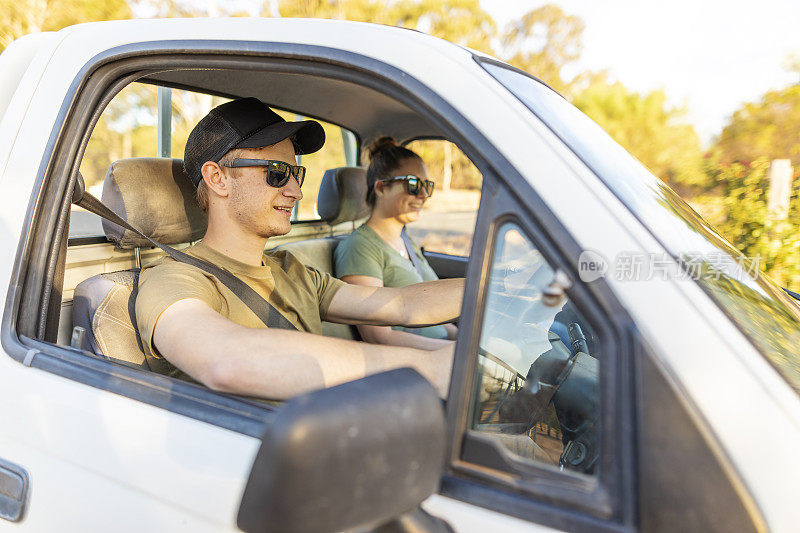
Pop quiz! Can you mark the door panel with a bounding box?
[423,494,561,532]
[0,359,259,529]
[423,250,468,278]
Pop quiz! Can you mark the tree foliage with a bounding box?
[572,78,706,188]
[276,0,495,52]
[0,0,131,51]
[706,159,800,289]
[715,82,800,167]
[499,4,584,93]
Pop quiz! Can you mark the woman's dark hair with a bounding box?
[365,136,422,206]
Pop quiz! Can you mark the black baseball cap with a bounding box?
[184,97,325,186]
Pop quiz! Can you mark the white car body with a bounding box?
[1,18,798,532]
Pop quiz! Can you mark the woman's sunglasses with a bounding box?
[378,175,435,197]
[220,158,306,188]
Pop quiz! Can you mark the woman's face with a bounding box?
[373,157,431,225]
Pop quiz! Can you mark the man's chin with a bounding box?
[260,221,292,239]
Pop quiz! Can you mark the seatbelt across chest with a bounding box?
[401,227,426,279]
[73,188,298,331]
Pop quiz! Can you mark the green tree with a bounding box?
[715,81,800,167]
[277,1,591,93]
[275,0,495,53]
[572,78,706,188]
[0,0,131,52]
[498,4,584,93]
[708,158,800,290]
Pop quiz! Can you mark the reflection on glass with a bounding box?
[471,223,600,475]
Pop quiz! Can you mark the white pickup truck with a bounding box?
[1,18,799,533]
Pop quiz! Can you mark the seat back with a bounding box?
[73,270,147,368]
[274,166,370,340]
[73,158,206,364]
[316,166,371,225]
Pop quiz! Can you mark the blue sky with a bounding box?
[483,0,800,144]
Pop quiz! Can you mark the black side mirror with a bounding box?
[237,368,449,533]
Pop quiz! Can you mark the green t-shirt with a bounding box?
[334,224,448,339]
[136,241,345,380]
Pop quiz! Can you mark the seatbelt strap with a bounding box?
[74,190,298,331]
[401,227,425,279]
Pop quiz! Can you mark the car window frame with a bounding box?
[442,173,638,529]
[1,41,524,435]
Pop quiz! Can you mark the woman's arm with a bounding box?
[338,275,455,350]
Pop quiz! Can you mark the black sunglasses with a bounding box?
[378,175,435,197]
[220,158,306,188]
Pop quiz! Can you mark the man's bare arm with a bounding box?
[340,274,455,350]
[324,278,464,328]
[153,298,453,400]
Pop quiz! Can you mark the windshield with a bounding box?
[482,60,800,395]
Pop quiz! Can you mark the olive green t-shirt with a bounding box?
[136,241,345,380]
[334,224,448,339]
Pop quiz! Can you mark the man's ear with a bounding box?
[373,180,384,198]
[201,161,229,199]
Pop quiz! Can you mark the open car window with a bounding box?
[405,140,482,257]
[25,45,490,435]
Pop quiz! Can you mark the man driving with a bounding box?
[135,97,462,400]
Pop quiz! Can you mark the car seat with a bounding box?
[72,158,207,368]
[273,166,370,340]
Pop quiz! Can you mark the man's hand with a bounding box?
[153,298,454,400]
[324,278,464,328]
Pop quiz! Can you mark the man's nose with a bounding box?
[283,175,303,200]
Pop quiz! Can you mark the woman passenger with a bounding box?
[334,137,458,349]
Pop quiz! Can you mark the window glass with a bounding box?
[404,140,482,257]
[469,222,600,475]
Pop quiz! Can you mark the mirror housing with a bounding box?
[237,368,447,533]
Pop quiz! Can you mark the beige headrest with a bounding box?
[101,158,207,248]
[316,167,371,225]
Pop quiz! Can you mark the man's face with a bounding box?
[223,138,303,239]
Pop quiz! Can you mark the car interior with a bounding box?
[57,65,480,378]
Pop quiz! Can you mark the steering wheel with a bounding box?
[488,322,599,474]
